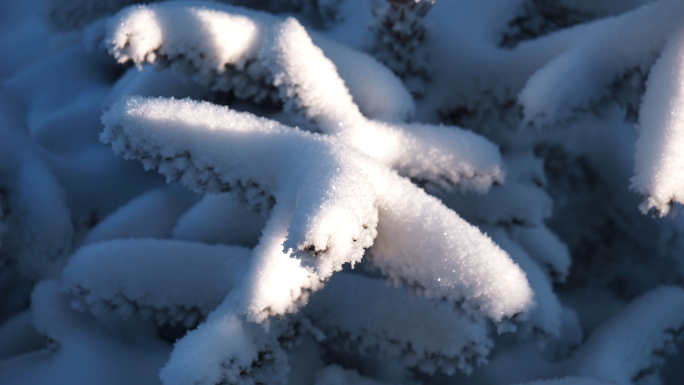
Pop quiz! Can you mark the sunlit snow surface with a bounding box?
[2,1,684,385]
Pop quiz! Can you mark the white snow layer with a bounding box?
[443,181,552,226]
[106,1,414,120]
[305,273,492,375]
[518,0,684,128]
[101,96,534,322]
[366,165,534,322]
[0,92,74,279]
[106,4,502,192]
[82,186,197,245]
[239,193,325,322]
[511,225,571,282]
[105,66,208,108]
[571,286,684,384]
[310,33,414,122]
[107,2,265,74]
[172,192,266,247]
[101,96,377,279]
[632,25,684,216]
[62,239,251,327]
[160,298,289,385]
[13,280,171,385]
[486,228,561,336]
[264,17,503,193]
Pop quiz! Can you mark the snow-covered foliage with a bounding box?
[101,94,531,322]
[632,24,684,216]
[2,1,684,385]
[370,0,435,95]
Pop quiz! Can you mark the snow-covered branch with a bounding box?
[570,286,684,384]
[105,1,412,120]
[102,95,534,323]
[516,0,684,128]
[632,24,684,216]
[63,239,251,327]
[305,273,492,375]
[264,17,503,193]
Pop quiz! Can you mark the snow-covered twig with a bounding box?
[63,239,251,327]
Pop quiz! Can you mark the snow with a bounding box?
[107,3,265,71]
[486,227,561,336]
[82,186,197,245]
[106,1,413,113]
[0,95,74,279]
[4,1,684,385]
[311,32,414,122]
[0,280,171,385]
[160,298,289,385]
[511,225,571,282]
[101,95,294,208]
[62,239,251,326]
[103,95,534,322]
[632,25,684,216]
[518,0,684,128]
[172,192,266,247]
[367,164,534,322]
[238,194,325,322]
[101,96,369,319]
[106,5,504,194]
[0,0,50,79]
[265,17,364,133]
[101,96,378,281]
[264,17,504,193]
[443,181,552,226]
[571,286,684,384]
[305,273,492,375]
[106,1,278,103]
[5,161,74,278]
